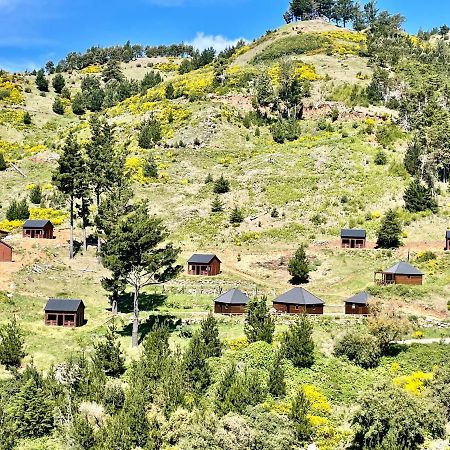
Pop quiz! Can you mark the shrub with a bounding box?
[71,92,85,115]
[334,332,381,368]
[29,185,42,205]
[230,206,244,224]
[23,111,32,125]
[0,317,26,369]
[404,179,438,213]
[244,297,275,344]
[270,120,299,144]
[52,97,64,115]
[374,149,387,165]
[281,315,315,368]
[143,153,158,178]
[213,175,230,194]
[0,152,6,170]
[138,118,162,149]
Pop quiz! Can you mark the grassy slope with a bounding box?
[0,21,449,376]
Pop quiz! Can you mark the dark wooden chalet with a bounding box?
[273,287,325,315]
[0,230,8,239]
[187,254,221,276]
[0,240,13,262]
[345,291,371,315]
[23,220,54,239]
[44,298,85,327]
[375,261,424,286]
[214,288,249,315]
[340,229,366,249]
[446,231,450,251]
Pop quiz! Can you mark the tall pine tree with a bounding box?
[281,314,315,368]
[244,297,275,344]
[376,209,402,249]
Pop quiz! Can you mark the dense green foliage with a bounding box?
[288,244,310,284]
[244,297,275,344]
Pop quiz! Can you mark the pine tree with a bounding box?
[61,87,71,99]
[143,153,158,178]
[211,195,223,213]
[244,297,275,344]
[140,71,162,94]
[35,69,49,92]
[165,82,175,99]
[288,244,310,285]
[376,209,402,249]
[70,413,95,450]
[123,388,149,449]
[138,118,162,149]
[281,314,315,368]
[205,173,214,184]
[290,0,314,21]
[52,73,66,94]
[29,185,42,205]
[102,60,124,83]
[0,317,26,369]
[290,388,312,443]
[81,75,104,111]
[0,401,16,450]
[98,414,132,450]
[268,351,286,398]
[92,325,125,377]
[183,331,211,394]
[52,132,85,259]
[23,111,32,125]
[72,92,85,115]
[0,152,6,171]
[6,198,29,221]
[404,179,438,213]
[200,312,222,357]
[213,175,230,194]
[229,205,244,224]
[52,97,65,115]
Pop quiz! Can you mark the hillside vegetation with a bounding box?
[0,1,450,448]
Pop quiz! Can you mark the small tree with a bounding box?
[290,388,312,444]
[213,175,230,194]
[29,185,42,205]
[92,325,125,377]
[404,179,438,213]
[244,297,275,344]
[138,118,162,149]
[165,82,175,99]
[0,317,26,369]
[183,331,211,394]
[281,314,315,368]
[102,60,124,83]
[35,69,49,92]
[229,205,244,224]
[143,153,158,178]
[204,173,213,184]
[53,97,65,115]
[376,209,402,249]
[288,244,310,285]
[334,331,381,368]
[52,73,66,94]
[70,413,95,450]
[6,198,29,221]
[23,111,32,125]
[0,152,6,171]
[72,92,85,115]
[374,149,387,165]
[200,312,222,358]
[268,351,286,398]
[211,196,223,213]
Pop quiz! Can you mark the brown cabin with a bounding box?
[446,231,450,250]
[273,287,325,315]
[375,261,424,286]
[23,220,54,239]
[188,254,221,276]
[44,298,85,327]
[345,291,370,315]
[0,230,8,239]
[0,240,13,262]
[214,288,249,315]
[341,229,366,249]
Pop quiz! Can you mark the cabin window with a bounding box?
[47,314,57,320]
[64,315,75,322]
[352,304,356,309]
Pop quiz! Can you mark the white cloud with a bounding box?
[188,32,246,52]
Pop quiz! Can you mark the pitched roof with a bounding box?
[45,298,84,312]
[273,287,325,306]
[214,288,249,305]
[341,229,366,239]
[0,229,8,236]
[345,291,371,305]
[383,261,424,276]
[23,219,52,228]
[188,254,220,264]
[0,240,13,250]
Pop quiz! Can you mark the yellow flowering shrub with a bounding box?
[224,65,259,88]
[227,336,249,351]
[303,385,331,415]
[319,30,366,44]
[154,62,180,72]
[268,64,282,85]
[81,65,102,74]
[0,110,26,127]
[124,156,147,185]
[393,371,433,395]
[0,76,24,105]
[219,156,233,166]
[413,330,424,339]
[293,64,321,81]
[29,208,67,226]
[0,220,23,232]
[371,211,381,219]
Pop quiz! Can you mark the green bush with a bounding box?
[334,331,381,368]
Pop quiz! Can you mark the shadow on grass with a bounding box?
[385,343,408,357]
[119,313,181,344]
[115,292,168,314]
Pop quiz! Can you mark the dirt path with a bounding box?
[396,338,450,345]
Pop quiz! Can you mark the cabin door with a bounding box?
[350,239,355,249]
[30,230,35,238]
[57,315,63,326]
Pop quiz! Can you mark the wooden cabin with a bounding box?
[340,229,366,249]
[446,231,450,250]
[214,288,249,315]
[44,298,85,327]
[375,261,424,286]
[0,240,12,262]
[0,230,8,239]
[23,220,54,239]
[345,291,371,315]
[187,254,221,276]
[273,287,325,315]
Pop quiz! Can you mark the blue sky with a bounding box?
[0,0,449,72]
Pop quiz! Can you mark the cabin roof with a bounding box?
[23,219,52,229]
[345,291,371,305]
[0,229,8,236]
[188,253,220,264]
[340,229,366,239]
[45,298,84,312]
[273,287,325,306]
[0,240,13,250]
[383,261,424,276]
[214,288,249,305]
[446,230,450,239]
